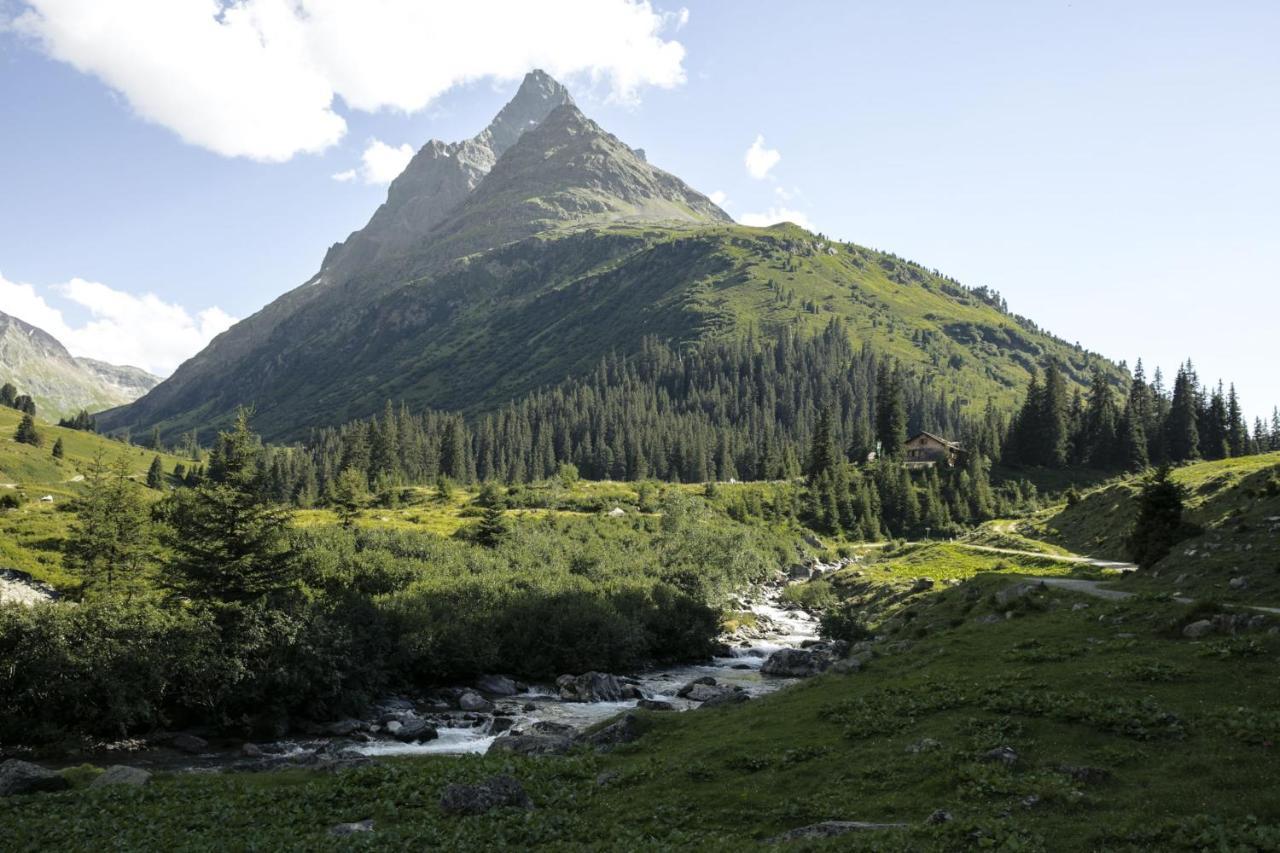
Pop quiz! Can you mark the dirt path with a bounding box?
[956,543,1137,572]
[1032,576,1280,616]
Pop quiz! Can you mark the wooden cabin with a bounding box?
[903,432,964,468]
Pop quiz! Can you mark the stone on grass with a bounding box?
[488,734,573,756]
[578,713,645,750]
[1182,619,1215,639]
[439,775,533,816]
[90,766,151,788]
[0,760,70,796]
[981,746,1018,767]
[329,819,374,836]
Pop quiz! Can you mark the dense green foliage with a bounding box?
[1126,466,1191,569]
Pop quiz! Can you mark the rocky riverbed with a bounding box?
[10,568,847,777]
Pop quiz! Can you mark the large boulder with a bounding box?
[994,581,1046,608]
[556,672,625,702]
[393,717,439,743]
[0,760,70,796]
[577,713,645,751]
[637,699,675,712]
[170,733,209,754]
[697,687,749,708]
[761,648,831,678]
[1182,619,1215,639]
[488,734,574,756]
[90,766,152,788]
[458,691,495,713]
[439,775,533,816]
[475,675,519,696]
[675,676,717,698]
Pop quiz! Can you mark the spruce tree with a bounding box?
[805,409,836,484]
[1164,366,1200,463]
[13,413,41,446]
[0,382,16,408]
[65,452,152,593]
[332,466,368,528]
[51,437,64,459]
[874,362,907,458]
[146,455,165,489]
[1127,466,1189,569]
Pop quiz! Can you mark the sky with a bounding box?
[0,1,1276,420]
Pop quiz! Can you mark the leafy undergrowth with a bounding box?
[5,576,1276,851]
[1030,453,1280,604]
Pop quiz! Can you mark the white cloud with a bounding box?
[0,271,236,376]
[744,134,781,179]
[12,0,688,162]
[738,207,815,231]
[708,189,728,208]
[358,139,415,185]
[331,168,357,182]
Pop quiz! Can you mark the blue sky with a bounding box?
[0,1,1276,420]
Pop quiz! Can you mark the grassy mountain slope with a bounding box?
[0,406,185,584]
[105,221,1124,442]
[1026,453,1280,603]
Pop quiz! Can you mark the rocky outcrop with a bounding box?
[439,775,534,816]
[578,713,645,751]
[0,760,69,796]
[761,648,833,678]
[556,672,627,702]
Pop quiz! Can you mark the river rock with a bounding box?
[676,676,717,698]
[697,687,749,708]
[458,691,495,713]
[529,721,577,737]
[475,675,519,696]
[490,717,515,734]
[325,719,365,737]
[171,733,209,754]
[439,775,533,816]
[91,766,151,788]
[637,699,675,711]
[761,648,831,678]
[769,820,907,841]
[557,671,625,702]
[0,760,70,796]
[394,718,438,743]
[578,713,645,750]
[489,734,574,756]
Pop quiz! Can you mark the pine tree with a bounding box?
[1164,366,1200,463]
[0,382,16,408]
[874,361,907,458]
[805,409,836,484]
[1226,384,1249,457]
[156,409,296,602]
[65,451,152,593]
[146,455,165,489]
[51,437,64,459]
[473,504,509,548]
[13,413,41,446]
[332,466,368,529]
[1127,466,1189,569]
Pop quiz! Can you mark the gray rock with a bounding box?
[488,734,574,756]
[982,746,1018,766]
[637,699,675,711]
[439,775,533,816]
[329,819,374,836]
[557,671,625,702]
[0,760,70,796]
[906,738,942,754]
[91,765,152,788]
[761,648,831,678]
[241,743,264,758]
[394,717,438,743]
[325,719,364,737]
[528,721,577,737]
[910,577,935,593]
[475,674,519,696]
[578,713,645,750]
[489,717,515,734]
[1183,619,1215,639]
[171,733,209,754]
[769,820,907,841]
[994,581,1045,607]
[1228,576,1249,590]
[697,687,749,708]
[458,691,495,713]
[925,809,953,824]
[676,676,717,698]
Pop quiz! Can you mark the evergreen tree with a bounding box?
[156,409,296,602]
[65,452,152,593]
[805,409,836,484]
[0,382,15,408]
[874,361,907,458]
[13,413,41,446]
[1226,384,1249,457]
[1127,466,1189,569]
[51,437,64,459]
[332,466,368,529]
[472,503,509,548]
[146,455,165,489]
[1164,365,1200,463]
[13,394,35,415]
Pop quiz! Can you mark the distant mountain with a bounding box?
[0,310,159,419]
[99,70,1122,443]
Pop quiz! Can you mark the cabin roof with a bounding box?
[906,431,962,449]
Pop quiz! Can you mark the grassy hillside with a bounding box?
[1026,453,1280,603]
[5,553,1275,850]
[0,406,187,584]
[103,222,1125,443]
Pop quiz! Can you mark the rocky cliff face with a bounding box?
[0,311,159,418]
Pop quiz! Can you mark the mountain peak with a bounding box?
[480,69,576,158]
